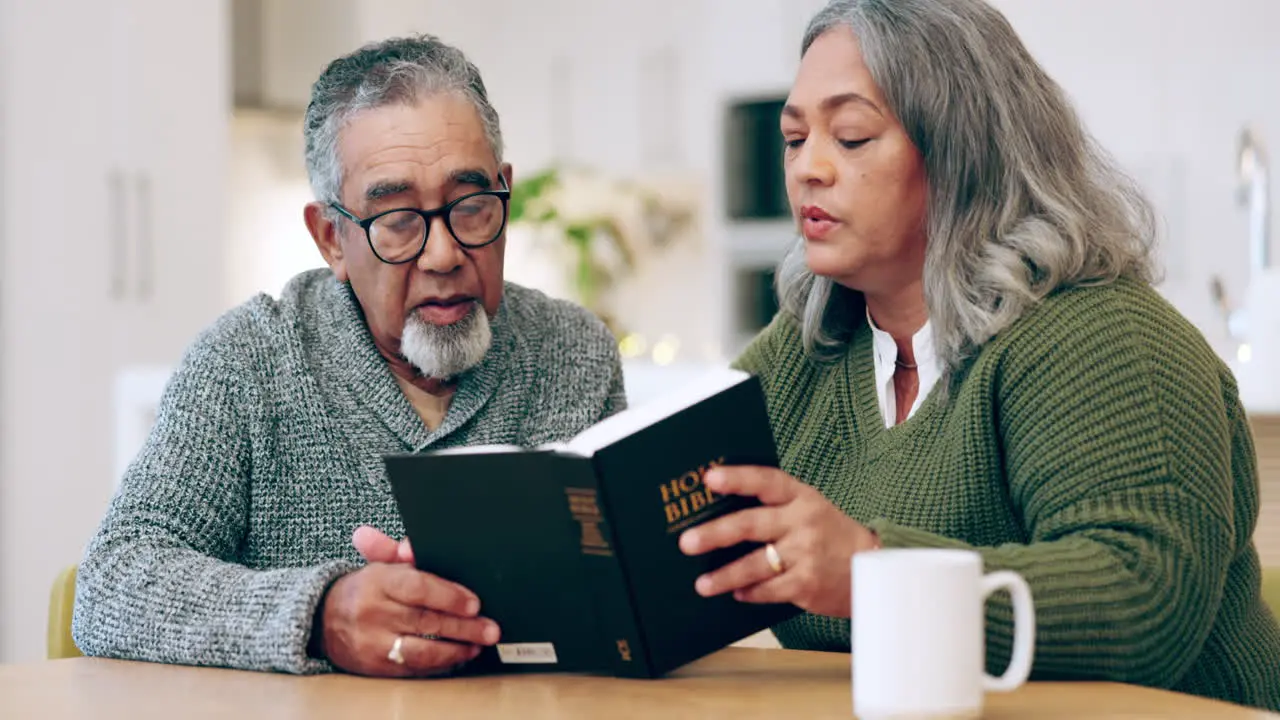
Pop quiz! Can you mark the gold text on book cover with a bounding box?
[661,457,726,532]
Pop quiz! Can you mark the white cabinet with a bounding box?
[0,0,230,662]
[108,0,230,365]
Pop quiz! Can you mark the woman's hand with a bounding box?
[678,466,880,618]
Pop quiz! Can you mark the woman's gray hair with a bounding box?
[303,34,504,209]
[776,0,1157,379]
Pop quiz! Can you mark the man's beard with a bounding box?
[399,302,492,380]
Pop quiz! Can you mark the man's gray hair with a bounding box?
[303,34,505,208]
[776,0,1157,380]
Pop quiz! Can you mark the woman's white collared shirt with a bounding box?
[868,313,941,428]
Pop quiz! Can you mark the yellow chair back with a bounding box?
[47,565,82,659]
[1263,566,1280,618]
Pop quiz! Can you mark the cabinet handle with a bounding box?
[135,173,153,301]
[108,169,127,300]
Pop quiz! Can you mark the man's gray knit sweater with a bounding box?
[72,269,625,674]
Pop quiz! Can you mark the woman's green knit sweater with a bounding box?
[734,279,1280,711]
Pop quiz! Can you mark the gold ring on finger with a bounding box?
[765,542,785,574]
[387,635,406,665]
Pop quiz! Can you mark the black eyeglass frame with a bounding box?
[329,176,511,264]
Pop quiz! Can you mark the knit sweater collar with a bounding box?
[319,276,515,452]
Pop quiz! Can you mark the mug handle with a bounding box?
[980,570,1036,692]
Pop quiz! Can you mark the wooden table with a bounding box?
[0,647,1275,719]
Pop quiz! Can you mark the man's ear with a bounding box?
[305,202,348,282]
[500,162,513,191]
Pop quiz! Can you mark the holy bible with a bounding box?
[383,368,800,678]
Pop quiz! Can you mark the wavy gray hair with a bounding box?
[776,0,1157,380]
[303,34,504,209]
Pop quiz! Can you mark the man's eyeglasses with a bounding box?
[329,177,511,264]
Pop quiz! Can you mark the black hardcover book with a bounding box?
[383,369,800,678]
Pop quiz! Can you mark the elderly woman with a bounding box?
[679,0,1280,710]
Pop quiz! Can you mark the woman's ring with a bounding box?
[387,635,406,665]
[765,543,785,574]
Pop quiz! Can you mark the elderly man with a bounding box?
[72,34,624,678]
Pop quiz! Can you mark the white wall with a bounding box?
[227,111,325,304]
[407,0,724,360]
[0,0,1267,669]
[232,0,1280,377]
[687,0,1280,363]
[989,0,1280,361]
[231,0,726,363]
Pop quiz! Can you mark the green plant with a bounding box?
[507,167,640,322]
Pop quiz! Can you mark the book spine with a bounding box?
[559,456,653,678]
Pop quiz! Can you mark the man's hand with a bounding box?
[315,562,501,677]
[317,526,495,676]
[353,525,415,564]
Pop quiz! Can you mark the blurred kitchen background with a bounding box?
[0,0,1277,663]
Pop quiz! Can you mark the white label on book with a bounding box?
[496,642,559,664]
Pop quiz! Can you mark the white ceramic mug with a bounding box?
[851,548,1035,720]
